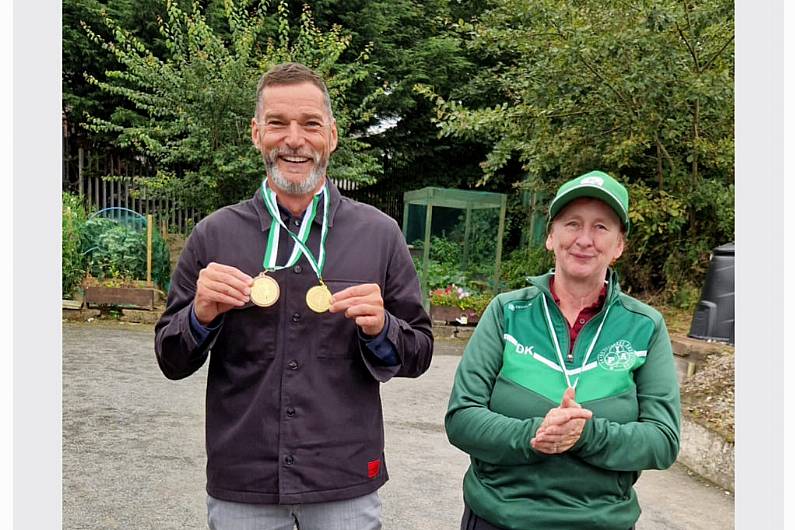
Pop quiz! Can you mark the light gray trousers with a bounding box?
[207,492,382,530]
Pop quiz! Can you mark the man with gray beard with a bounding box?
[155,63,433,530]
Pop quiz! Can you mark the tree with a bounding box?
[82,0,379,213]
[65,1,505,211]
[279,1,495,193]
[64,0,189,137]
[419,0,734,298]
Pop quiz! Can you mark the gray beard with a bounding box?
[263,148,328,196]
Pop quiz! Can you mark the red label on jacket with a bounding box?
[367,459,381,479]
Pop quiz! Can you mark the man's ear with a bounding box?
[250,117,260,150]
[329,119,338,153]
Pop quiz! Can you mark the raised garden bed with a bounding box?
[84,285,157,310]
[430,304,481,326]
[82,277,161,311]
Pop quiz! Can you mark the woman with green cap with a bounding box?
[446,170,681,530]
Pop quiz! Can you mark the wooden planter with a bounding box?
[84,286,156,310]
[430,304,480,326]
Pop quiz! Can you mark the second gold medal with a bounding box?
[306,283,332,313]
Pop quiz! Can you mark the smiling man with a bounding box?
[155,63,433,530]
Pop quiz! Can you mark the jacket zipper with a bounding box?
[547,290,613,365]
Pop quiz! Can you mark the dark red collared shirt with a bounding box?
[549,277,607,356]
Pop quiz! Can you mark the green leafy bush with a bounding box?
[417,0,734,301]
[424,260,469,291]
[428,236,462,266]
[62,192,89,298]
[617,181,733,305]
[413,233,502,294]
[500,245,555,290]
[83,215,171,290]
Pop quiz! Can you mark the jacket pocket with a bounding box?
[315,279,370,358]
[214,304,278,363]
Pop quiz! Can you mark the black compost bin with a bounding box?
[688,242,734,344]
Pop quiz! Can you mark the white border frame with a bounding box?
[736,0,790,527]
[12,0,62,527]
[1,1,14,528]
[4,0,793,526]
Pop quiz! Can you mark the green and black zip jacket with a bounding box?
[446,270,681,530]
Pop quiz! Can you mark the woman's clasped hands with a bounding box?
[531,387,593,455]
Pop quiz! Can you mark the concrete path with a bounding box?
[63,322,733,529]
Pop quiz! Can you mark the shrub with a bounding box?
[413,234,502,293]
[62,192,89,298]
[83,214,171,290]
[500,245,554,290]
[618,180,734,305]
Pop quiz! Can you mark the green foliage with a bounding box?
[83,216,171,290]
[64,0,188,139]
[500,245,555,290]
[428,235,461,265]
[448,208,500,263]
[285,1,493,194]
[62,193,90,298]
[421,0,734,187]
[415,258,469,292]
[63,193,172,295]
[83,0,380,212]
[411,236,466,292]
[419,0,734,297]
[64,0,112,128]
[615,180,733,303]
[412,231,501,294]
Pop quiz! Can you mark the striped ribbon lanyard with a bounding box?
[540,293,611,389]
[259,178,330,281]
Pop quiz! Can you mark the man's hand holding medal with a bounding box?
[329,283,386,337]
[194,262,253,326]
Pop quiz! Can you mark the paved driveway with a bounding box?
[63,321,733,529]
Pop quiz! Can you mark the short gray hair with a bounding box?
[254,62,334,121]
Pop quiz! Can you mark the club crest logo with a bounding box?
[596,340,637,371]
[581,176,604,187]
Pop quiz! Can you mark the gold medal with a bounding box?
[250,272,280,307]
[306,283,332,313]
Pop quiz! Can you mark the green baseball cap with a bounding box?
[548,170,630,233]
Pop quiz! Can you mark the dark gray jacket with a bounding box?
[154,181,433,504]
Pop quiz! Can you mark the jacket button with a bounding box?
[287,360,298,370]
[286,407,295,417]
[293,265,302,273]
[291,312,301,322]
[284,455,294,465]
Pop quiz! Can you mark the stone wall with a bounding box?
[679,416,735,492]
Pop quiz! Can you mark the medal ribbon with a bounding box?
[540,291,611,389]
[260,178,330,282]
